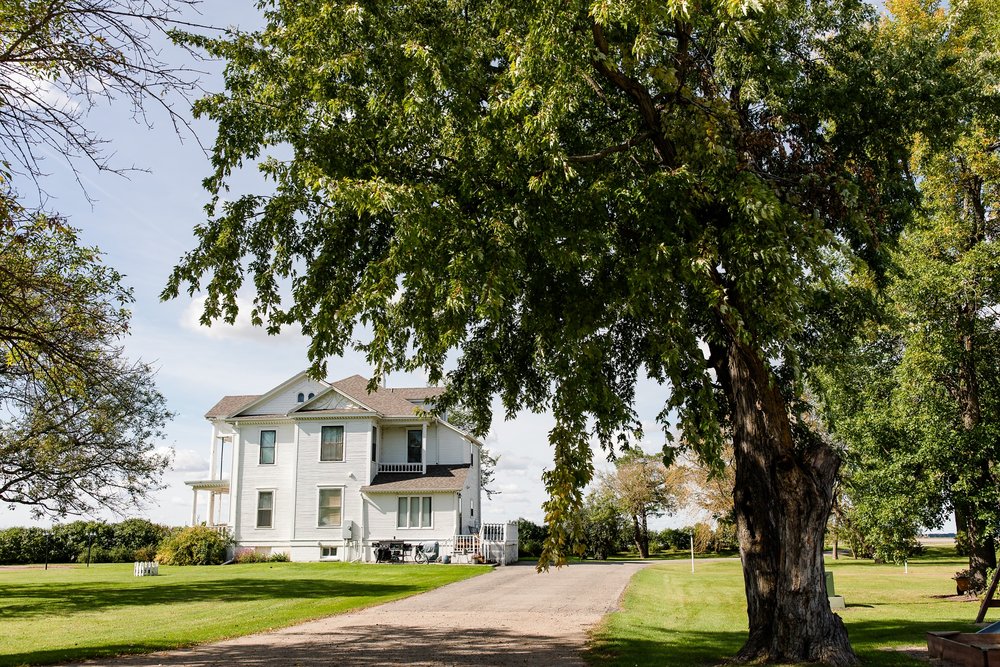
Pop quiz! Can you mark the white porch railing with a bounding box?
[480,522,518,565]
[452,534,480,555]
[378,462,423,473]
[207,524,230,536]
[431,522,518,566]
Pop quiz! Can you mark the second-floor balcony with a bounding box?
[377,462,423,473]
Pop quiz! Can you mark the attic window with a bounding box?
[308,392,315,399]
[297,393,305,403]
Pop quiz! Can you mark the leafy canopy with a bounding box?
[168,0,922,559]
[0,199,172,517]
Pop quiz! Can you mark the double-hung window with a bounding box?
[406,429,422,464]
[320,425,344,461]
[318,488,343,527]
[257,491,274,528]
[397,496,432,528]
[259,430,276,464]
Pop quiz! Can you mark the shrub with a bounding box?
[134,545,159,562]
[0,527,49,564]
[654,528,692,552]
[269,551,290,562]
[233,548,268,564]
[157,526,232,565]
[113,519,170,555]
[517,518,548,558]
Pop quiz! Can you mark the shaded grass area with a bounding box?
[588,547,980,666]
[0,562,489,666]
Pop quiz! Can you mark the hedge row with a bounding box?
[0,519,171,565]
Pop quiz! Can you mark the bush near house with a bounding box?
[156,526,232,565]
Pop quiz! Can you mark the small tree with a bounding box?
[600,449,682,558]
[0,216,173,516]
[578,488,627,560]
[516,518,548,558]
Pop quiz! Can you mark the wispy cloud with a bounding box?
[181,295,303,343]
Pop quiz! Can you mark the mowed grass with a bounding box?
[0,562,490,666]
[588,546,980,666]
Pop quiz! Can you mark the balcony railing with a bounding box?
[378,462,423,473]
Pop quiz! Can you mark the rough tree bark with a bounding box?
[951,171,997,586]
[712,335,857,666]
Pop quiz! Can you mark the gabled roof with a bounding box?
[387,386,447,401]
[290,383,376,415]
[206,372,445,420]
[361,464,471,493]
[227,370,329,418]
[332,374,432,418]
[205,395,260,419]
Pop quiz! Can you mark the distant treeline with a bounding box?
[516,517,738,559]
[0,519,171,565]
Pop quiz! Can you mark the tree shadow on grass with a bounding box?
[587,628,746,667]
[10,624,590,667]
[0,578,414,618]
[585,617,985,667]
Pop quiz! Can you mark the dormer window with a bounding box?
[297,393,305,403]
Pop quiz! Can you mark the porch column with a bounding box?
[190,488,199,526]
[208,431,218,481]
[421,422,427,474]
[208,491,216,527]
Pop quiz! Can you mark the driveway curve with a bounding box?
[78,560,649,667]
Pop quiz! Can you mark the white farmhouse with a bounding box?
[185,370,492,562]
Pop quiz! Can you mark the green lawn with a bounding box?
[588,546,981,666]
[0,562,490,666]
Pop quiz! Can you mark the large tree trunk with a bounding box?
[713,336,857,666]
[953,277,996,584]
[955,493,997,588]
[952,168,997,585]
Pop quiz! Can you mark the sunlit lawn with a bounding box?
[0,562,490,666]
[588,545,980,666]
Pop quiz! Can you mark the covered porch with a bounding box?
[368,522,519,565]
[184,479,230,531]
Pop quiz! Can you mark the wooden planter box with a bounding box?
[927,631,1000,667]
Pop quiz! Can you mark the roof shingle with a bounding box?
[205,395,260,419]
[207,374,445,420]
[331,375,437,417]
[361,464,470,493]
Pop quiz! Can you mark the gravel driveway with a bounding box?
[75,560,648,667]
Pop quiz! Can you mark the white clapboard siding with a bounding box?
[366,492,458,541]
[294,419,372,541]
[238,423,296,542]
[242,377,328,416]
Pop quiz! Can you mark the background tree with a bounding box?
[577,486,628,560]
[817,0,1000,585]
[0,0,200,187]
[515,518,548,559]
[600,449,682,558]
[0,0,206,518]
[0,209,172,516]
[686,447,735,523]
[166,1,944,663]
